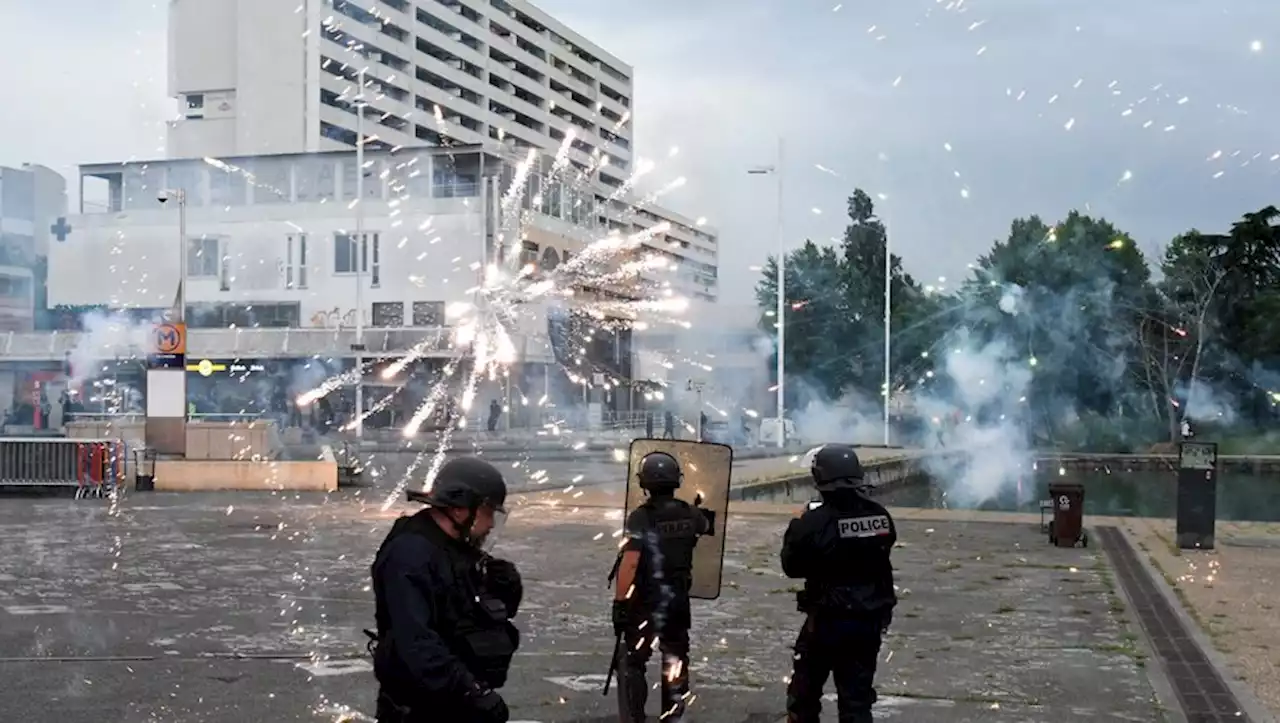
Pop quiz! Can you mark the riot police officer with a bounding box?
[781,444,897,723]
[611,451,712,723]
[369,457,523,723]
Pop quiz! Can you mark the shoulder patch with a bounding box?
[837,515,893,538]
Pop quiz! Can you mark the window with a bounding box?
[187,94,204,110]
[412,301,444,327]
[334,232,380,281]
[209,167,247,206]
[187,302,300,329]
[372,302,403,327]
[187,237,220,277]
[519,240,539,267]
[286,234,308,289]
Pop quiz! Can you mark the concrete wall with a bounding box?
[154,458,336,491]
[65,419,276,461]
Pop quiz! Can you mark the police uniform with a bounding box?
[781,444,897,723]
[369,457,522,723]
[611,452,712,723]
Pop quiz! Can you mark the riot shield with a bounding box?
[624,438,733,600]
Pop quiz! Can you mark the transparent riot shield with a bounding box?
[624,438,733,600]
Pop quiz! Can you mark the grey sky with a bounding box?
[3,0,1276,305]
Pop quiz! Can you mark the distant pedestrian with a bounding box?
[487,399,501,433]
[699,412,709,442]
[644,411,654,438]
[662,410,675,439]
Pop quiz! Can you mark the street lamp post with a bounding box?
[353,68,367,438]
[159,188,189,322]
[748,136,785,448]
[866,213,893,446]
[883,221,891,446]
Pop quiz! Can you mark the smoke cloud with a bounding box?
[66,311,153,390]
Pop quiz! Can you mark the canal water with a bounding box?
[879,469,1280,523]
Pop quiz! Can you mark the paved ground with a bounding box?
[0,487,1169,722]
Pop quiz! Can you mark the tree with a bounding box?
[961,211,1157,442]
[755,189,933,407]
[1160,207,1280,425]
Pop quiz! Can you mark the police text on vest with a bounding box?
[837,515,892,538]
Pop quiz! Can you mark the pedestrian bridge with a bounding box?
[0,327,556,363]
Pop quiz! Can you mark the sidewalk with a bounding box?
[1119,517,1280,719]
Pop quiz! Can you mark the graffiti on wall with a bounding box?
[310,308,362,329]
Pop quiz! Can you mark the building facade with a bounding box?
[0,164,66,334]
[164,0,718,302]
[167,0,634,184]
[44,146,674,423]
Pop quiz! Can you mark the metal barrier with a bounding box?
[0,438,125,497]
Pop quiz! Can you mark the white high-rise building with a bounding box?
[168,0,634,187]
[165,0,717,302]
[0,164,67,332]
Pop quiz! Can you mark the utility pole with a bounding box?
[747,136,785,447]
[353,68,367,438]
[883,220,891,446]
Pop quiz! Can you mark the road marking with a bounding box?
[295,659,372,677]
[546,674,609,692]
[122,582,184,592]
[5,605,71,615]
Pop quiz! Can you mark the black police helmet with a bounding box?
[808,443,865,492]
[637,451,681,491]
[408,456,507,510]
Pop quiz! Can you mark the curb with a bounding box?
[1115,526,1278,723]
[1097,531,1188,723]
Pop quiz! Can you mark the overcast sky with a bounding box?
[2,0,1276,305]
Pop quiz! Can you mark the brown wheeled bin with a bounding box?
[1047,481,1088,548]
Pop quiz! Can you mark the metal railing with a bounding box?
[0,437,125,495]
[0,327,556,362]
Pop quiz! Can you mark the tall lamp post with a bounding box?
[747,137,785,448]
[869,213,892,446]
[352,68,367,438]
[157,187,188,431]
[158,188,189,323]
[883,220,891,446]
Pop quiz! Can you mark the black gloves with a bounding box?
[485,558,523,619]
[611,600,632,636]
[465,683,509,723]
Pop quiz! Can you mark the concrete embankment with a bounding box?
[1041,451,1280,474]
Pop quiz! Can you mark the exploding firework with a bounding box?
[273,138,696,510]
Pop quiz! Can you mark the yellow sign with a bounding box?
[154,323,187,355]
[185,359,226,377]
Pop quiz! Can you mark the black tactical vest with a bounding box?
[639,496,701,587]
[371,512,519,696]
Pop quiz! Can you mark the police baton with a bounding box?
[602,630,623,695]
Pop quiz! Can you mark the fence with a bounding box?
[0,438,125,497]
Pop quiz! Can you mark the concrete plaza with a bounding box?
[0,488,1171,722]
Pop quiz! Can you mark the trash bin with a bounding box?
[134,448,157,491]
[1048,481,1087,548]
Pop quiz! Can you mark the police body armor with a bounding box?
[369,512,518,710]
[794,498,896,616]
[637,496,701,603]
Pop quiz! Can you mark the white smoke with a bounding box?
[1176,380,1238,425]
[912,330,1036,506]
[67,312,153,390]
[790,384,886,446]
